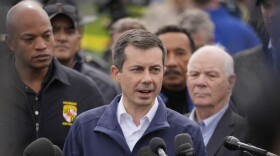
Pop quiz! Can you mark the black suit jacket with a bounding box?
[232,45,280,150]
[185,106,255,156]
[206,107,253,156]
[232,45,272,116]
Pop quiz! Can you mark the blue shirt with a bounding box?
[207,7,260,55]
[189,104,229,146]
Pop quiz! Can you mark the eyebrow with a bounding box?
[151,64,161,67]
[43,29,52,34]
[21,29,52,37]
[129,64,162,68]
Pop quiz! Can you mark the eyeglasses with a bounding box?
[44,3,77,17]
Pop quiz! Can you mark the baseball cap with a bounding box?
[43,3,79,28]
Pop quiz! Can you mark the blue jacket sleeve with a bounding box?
[63,118,83,156]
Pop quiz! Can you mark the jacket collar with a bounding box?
[94,95,170,133]
[206,107,234,156]
[51,58,70,86]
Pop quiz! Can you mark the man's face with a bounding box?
[261,0,280,43]
[51,14,80,65]
[8,10,54,70]
[158,32,192,91]
[186,52,235,112]
[112,46,164,109]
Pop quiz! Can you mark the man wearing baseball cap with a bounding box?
[43,2,120,104]
[232,0,280,154]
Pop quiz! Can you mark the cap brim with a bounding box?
[49,12,78,28]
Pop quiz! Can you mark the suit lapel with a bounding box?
[206,108,234,156]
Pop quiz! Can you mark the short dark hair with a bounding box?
[112,29,166,71]
[155,25,195,53]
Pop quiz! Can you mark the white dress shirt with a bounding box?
[117,96,159,151]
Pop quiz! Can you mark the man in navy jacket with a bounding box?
[63,29,206,155]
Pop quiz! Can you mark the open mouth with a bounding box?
[137,90,153,98]
[139,90,152,93]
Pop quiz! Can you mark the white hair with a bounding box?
[187,44,234,77]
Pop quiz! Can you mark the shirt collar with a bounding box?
[201,104,228,127]
[52,58,70,85]
[189,104,229,145]
[117,95,159,124]
[189,103,229,125]
[11,55,54,91]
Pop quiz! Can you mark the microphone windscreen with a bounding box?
[174,133,194,156]
[23,138,55,156]
[174,133,193,148]
[223,136,240,150]
[53,145,63,156]
[149,137,167,154]
[137,146,158,156]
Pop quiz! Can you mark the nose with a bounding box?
[54,30,67,43]
[195,75,207,87]
[34,37,47,51]
[141,71,152,84]
[165,53,177,67]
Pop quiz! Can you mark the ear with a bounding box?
[75,30,82,53]
[111,65,121,82]
[228,74,236,91]
[5,35,15,52]
[76,30,82,41]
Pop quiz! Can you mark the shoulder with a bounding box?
[53,60,102,95]
[58,62,99,88]
[81,63,114,85]
[166,108,200,136]
[62,64,94,83]
[74,105,108,126]
[234,45,264,61]
[230,109,248,126]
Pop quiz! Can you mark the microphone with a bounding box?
[23,138,62,156]
[224,136,278,156]
[174,133,194,156]
[149,137,168,156]
[137,146,158,156]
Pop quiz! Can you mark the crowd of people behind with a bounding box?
[0,0,280,155]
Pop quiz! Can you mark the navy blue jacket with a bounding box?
[63,95,206,156]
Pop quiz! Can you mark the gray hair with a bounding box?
[112,29,166,71]
[179,8,214,39]
[187,44,234,77]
